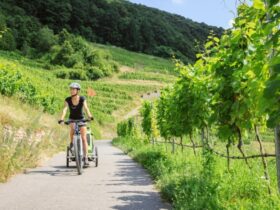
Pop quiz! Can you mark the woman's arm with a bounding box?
[60,101,68,121]
[83,100,93,119]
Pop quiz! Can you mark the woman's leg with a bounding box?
[70,123,75,145]
[80,126,88,157]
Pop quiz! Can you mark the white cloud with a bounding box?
[171,0,185,4]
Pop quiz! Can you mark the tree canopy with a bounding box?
[0,0,223,63]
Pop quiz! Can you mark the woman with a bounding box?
[58,82,93,166]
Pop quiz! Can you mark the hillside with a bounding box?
[0,20,177,182]
[0,0,223,63]
[0,42,177,138]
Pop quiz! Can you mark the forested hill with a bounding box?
[0,0,223,63]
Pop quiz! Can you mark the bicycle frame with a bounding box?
[65,119,90,175]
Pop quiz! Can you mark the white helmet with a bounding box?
[69,82,81,90]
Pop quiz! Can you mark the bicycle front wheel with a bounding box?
[74,135,83,175]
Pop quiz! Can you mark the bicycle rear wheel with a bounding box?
[66,146,70,168]
[94,146,98,167]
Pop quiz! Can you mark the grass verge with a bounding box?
[113,136,280,210]
[0,96,68,182]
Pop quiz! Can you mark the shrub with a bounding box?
[50,29,119,80]
[0,29,16,51]
[55,69,88,80]
[51,40,75,67]
[117,118,138,137]
[34,27,57,52]
[86,66,104,80]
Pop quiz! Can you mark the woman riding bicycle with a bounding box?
[58,82,93,166]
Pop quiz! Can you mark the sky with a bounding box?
[129,0,239,29]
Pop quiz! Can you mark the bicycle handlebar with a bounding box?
[64,119,92,125]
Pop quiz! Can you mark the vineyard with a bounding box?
[0,41,175,138]
[114,0,280,209]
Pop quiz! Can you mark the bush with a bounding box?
[117,118,138,137]
[51,40,75,67]
[140,101,153,137]
[86,66,104,80]
[153,45,174,58]
[34,27,57,52]
[0,13,6,33]
[55,69,87,80]
[50,30,119,80]
[0,29,16,51]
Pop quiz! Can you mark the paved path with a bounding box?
[0,140,171,210]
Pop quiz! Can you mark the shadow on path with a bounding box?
[24,165,78,177]
[107,157,171,210]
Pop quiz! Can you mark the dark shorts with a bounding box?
[68,119,87,127]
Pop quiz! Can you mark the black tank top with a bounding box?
[65,96,86,120]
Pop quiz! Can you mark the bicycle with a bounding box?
[64,119,98,175]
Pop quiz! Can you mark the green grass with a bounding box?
[118,71,177,83]
[93,43,177,75]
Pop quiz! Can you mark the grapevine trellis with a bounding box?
[151,139,275,159]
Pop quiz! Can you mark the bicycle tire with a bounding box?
[66,146,70,168]
[78,136,84,171]
[74,136,83,175]
[95,146,98,167]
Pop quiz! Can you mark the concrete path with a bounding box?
[0,140,171,210]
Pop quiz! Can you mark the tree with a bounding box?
[0,29,16,50]
[34,26,57,52]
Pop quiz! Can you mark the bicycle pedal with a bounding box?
[83,164,90,168]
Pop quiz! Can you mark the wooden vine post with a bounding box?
[264,0,280,193]
[255,125,271,194]
[172,138,175,154]
[275,126,280,192]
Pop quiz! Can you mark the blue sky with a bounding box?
[129,0,239,29]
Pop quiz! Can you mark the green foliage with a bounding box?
[0,49,163,137]
[55,69,88,80]
[0,13,5,33]
[7,14,41,51]
[117,118,138,137]
[148,0,280,144]
[115,1,280,208]
[0,13,15,50]
[140,101,153,138]
[0,29,16,51]
[50,30,119,80]
[113,136,280,209]
[0,0,223,62]
[34,27,57,53]
[0,66,58,114]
